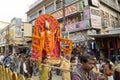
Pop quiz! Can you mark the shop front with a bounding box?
[89,33,120,60]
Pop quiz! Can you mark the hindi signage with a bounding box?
[52,3,79,19]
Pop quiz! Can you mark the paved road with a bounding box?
[32,71,62,80]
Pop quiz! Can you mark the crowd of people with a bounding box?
[37,52,120,80]
[0,53,38,78]
[0,51,120,80]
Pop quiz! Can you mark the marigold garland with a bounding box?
[32,14,72,63]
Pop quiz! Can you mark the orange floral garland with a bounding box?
[59,38,73,54]
[32,14,60,62]
[32,14,72,63]
[44,30,55,57]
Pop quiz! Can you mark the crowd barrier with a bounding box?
[0,65,34,80]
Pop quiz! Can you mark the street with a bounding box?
[32,71,62,80]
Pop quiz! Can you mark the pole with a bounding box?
[40,63,71,72]
[8,26,9,53]
[62,0,66,31]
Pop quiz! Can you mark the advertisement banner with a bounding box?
[66,20,90,32]
[52,3,79,19]
[15,26,22,37]
[90,7,101,29]
[83,9,90,20]
[69,32,89,42]
[9,29,14,41]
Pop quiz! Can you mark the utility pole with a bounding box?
[8,25,10,54]
[62,0,70,39]
[62,0,66,31]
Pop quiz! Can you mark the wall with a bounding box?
[100,4,117,17]
[23,23,32,37]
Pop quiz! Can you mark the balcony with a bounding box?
[100,0,119,11]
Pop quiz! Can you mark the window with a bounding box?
[91,8,100,16]
[30,13,38,21]
[65,0,74,4]
[39,10,42,15]
[45,3,54,13]
[115,18,119,28]
[56,0,62,9]
[100,11,110,27]
[11,18,22,25]
[110,15,115,28]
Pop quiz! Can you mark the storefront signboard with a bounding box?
[69,32,89,42]
[90,7,101,29]
[65,20,90,32]
[52,3,79,19]
[9,29,14,44]
[83,9,90,20]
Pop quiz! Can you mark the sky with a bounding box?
[0,0,35,23]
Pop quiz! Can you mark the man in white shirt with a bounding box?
[0,53,4,65]
[23,57,30,78]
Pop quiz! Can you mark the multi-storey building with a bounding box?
[27,0,120,41]
[99,0,120,33]
[0,21,9,53]
[0,21,9,29]
[0,18,32,54]
[27,0,120,59]
[0,26,9,54]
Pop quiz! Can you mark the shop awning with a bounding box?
[70,33,93,42]
[89,33,120,38]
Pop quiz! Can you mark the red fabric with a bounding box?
[32,52,38,58]
[53,41,60,57]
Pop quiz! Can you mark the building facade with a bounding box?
[26,0,120,59]
[27,0,120,42]
[0,18,32,54]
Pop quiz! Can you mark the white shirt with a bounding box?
[108,75,114,80]
[23,62,28,73]
[0,55,4,63]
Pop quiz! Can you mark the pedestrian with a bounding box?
[113,60,120,80]
[3,54,12,68]
[71,56,77,71]
[72,53,98,80]
[92,62,100,78]
[99,59,105,74]
[0,53,4,65]
[13,53,19,72]
[104,60,114,80]
[17,54,23,75]
[60,54,71,80]
[26,55,33,77]
[32,60,38,76]
[23,56,31,78]
[39,57,51,80]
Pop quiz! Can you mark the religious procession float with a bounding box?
[32,14,72,64]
